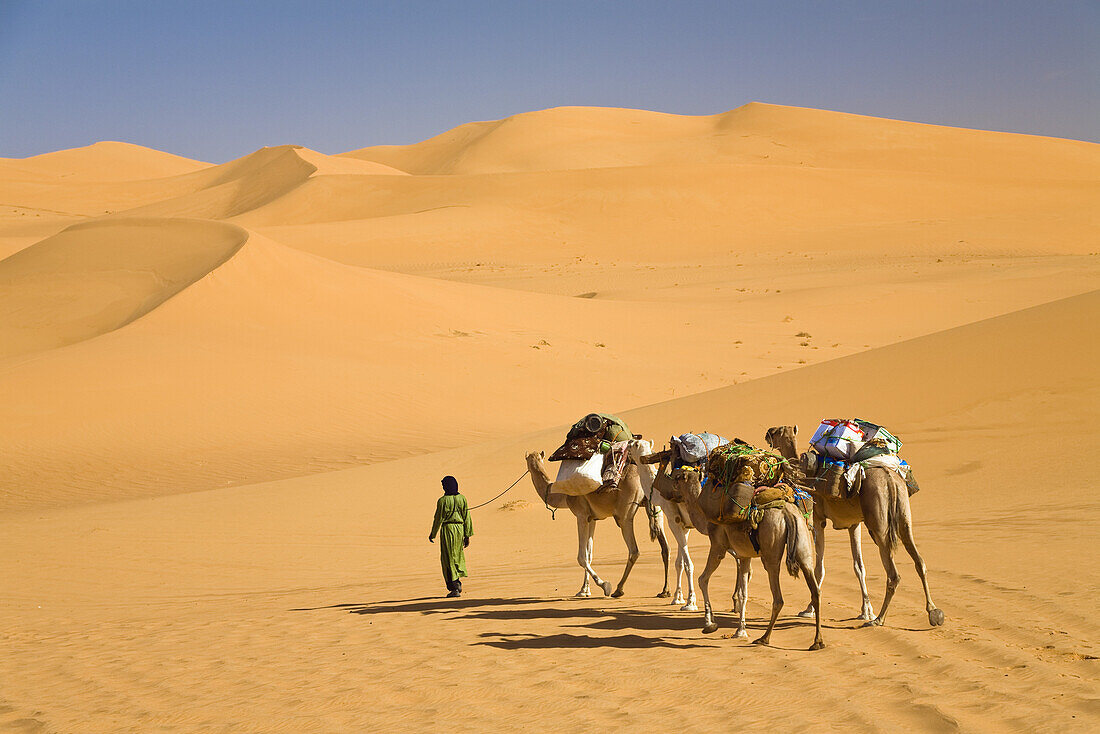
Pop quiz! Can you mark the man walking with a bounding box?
[429,475,474,597]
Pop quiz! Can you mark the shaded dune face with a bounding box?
[0,218,247,358]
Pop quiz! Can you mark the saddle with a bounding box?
[548,413,635,462]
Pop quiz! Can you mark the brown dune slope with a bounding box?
[0,291,1094,732]
[0,218,246,358]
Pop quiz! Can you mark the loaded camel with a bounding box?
[624,438,753,614]
[764,425,875,620]
[764,425,945,628]
[526,447,671,599]
[661,461,825,650]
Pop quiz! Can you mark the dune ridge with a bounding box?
[340,102,1100,177]
[0,102,1098,731]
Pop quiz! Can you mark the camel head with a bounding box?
[525,449,548,472]
[668,466,704,504]
[764,425,799,460]
[623,438,654,464]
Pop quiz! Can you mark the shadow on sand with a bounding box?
[291,595,861,649]
[474,632,715,650]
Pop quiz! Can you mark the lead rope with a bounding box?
[468,469,531,511]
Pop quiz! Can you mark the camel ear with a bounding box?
[539,450,545,458]
[794,424,798,435]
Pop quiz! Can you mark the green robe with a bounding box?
[429,493,474,581]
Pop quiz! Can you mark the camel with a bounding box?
[763,425,875,620]
[664,466,825,650]
[624,438,754,614]
[622,440,699,610]
[764,425,945,628]
[526,448,671,599]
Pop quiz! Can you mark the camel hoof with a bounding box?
[702,622,719,634]
[575,591,591,598]
[862,617,884,628]
[751,636,769,646]
[600,581,613,597]
[681,603,698,612]
[734,629,748,639]
[796,607,816,619]
[611,589,625,599]
[808,640,826,651]
[656,590,671,599]
[929,608,946,627]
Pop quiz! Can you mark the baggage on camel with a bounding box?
[705,440,787,488]
[677,467,812,528]
[548,413,636,495]
[803,419,916,499]
[671,432,729,466]
[677,440,796,524]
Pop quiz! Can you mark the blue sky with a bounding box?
[1,1,1097,161]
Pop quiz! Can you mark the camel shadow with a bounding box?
[294,596,861,632]
[475,632,717,650]
[291,597,549,615]
[458,604,703,632]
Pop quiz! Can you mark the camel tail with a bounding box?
[783,504,803,578]
[644,498,663,543]
[884,469,901,550]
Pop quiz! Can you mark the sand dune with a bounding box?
[0,144,403,238]
[341,102,1100,178]
[0,218,246,358]
[1,140,208,181]
[1,103,1097,731]
[0,292,1094,732]
[247,105,1100,279]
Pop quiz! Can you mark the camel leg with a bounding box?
[799,540,826,651]
[668,522,695,610]
[850,524,874,620]
[733,557,751,639]
[898,508,945,626]
[575,518,591,597]
[656,519,672,599]
[577,569,590,598]
[731,556,749,615]
[698,534,727,634]
[753,555,784,647]
[575,517,609,597]
[797,517,826,618]
[576,516,591,597]
[867,540,900,627]
[611,512,640,598]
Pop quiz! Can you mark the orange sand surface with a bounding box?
[1,104,1097,732]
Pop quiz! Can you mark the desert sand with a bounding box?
[0,103,1097,732]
